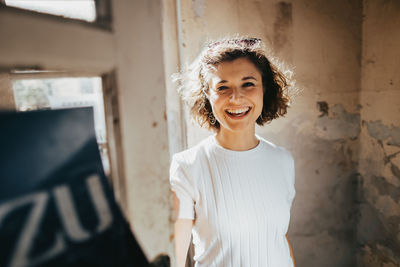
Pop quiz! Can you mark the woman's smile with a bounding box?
[225,106,252,119]
[208,57,264,133]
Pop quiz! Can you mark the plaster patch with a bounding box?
[192,0,206,18]
[367,120,400,147]
[315,104,360,140]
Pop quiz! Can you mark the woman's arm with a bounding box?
[173,191,193,267]
[286,232,296,267]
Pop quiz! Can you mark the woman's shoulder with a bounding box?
[172,135,213,166]
[258,135,294,162]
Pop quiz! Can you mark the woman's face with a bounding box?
[207,57,264,134]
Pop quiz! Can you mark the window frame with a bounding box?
[0,0,127,211]
[0,0,112,31]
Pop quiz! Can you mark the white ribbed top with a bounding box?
[170,134,295,267]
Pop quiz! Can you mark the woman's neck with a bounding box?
[215,128,259,151]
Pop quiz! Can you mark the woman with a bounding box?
[170,37,296,267]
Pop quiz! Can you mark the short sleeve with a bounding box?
[280,147,296,209]
[169,154,195,220]
[287,151,296,209]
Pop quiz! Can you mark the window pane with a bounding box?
[12,77,110,175]
[5,0,96,22]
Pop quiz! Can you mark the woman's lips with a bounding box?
[225,107,251,119]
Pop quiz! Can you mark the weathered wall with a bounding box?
[179,0,362,266]
[112,0,173,261]
[357,0,400,265]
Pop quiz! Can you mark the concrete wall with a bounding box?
[179,0,363,266]
[357,0,400,265]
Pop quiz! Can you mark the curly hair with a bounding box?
[173,36,295,132]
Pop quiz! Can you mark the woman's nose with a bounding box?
[229,87,242,101]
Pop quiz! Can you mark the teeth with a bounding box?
[226,107,250,114]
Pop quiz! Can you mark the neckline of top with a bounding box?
[209,133,264,157]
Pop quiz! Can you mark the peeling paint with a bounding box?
[371,140,400,182]
[357,203,400,261]
[371,176,400,203]
[317,101,329,117]
[376,195,400,217]
[358,244,400,267]
[315,104,360,140]
[359,122,400,265]
[366,120,400,147]
[391,164,400,179]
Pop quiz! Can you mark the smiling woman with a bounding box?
[171,37,297,267]
[174,37,293,134]
[207,57,264,137]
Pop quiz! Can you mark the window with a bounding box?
[12,76,110,176]
[0,0,124,223]
[4,0,96,22]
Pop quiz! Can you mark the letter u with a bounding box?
[53,174,113,242]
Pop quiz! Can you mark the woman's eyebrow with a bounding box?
[242,76,257,81]
[216,80,228,85]
[216,76,257,85]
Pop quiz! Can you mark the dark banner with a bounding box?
[0,108,148,267]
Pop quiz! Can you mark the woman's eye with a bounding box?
[217,86,229,91]
[243,82,255,87]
